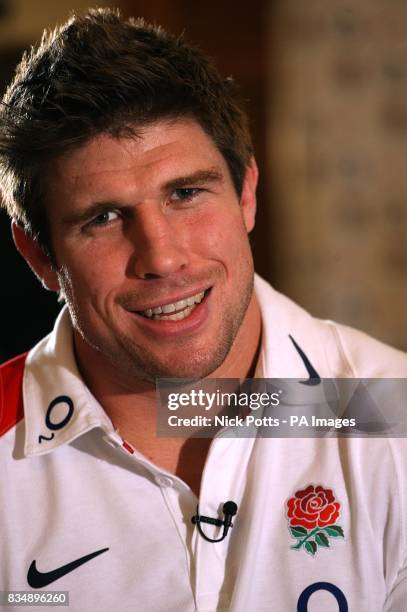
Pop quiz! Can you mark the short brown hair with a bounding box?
[0,7,253,252]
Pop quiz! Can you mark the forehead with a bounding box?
[48,118,229,202]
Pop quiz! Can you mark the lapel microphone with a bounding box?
[192,501,238,542]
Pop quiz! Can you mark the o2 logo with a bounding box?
[38,396,74,443]
[298,582,348,611]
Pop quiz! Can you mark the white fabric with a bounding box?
[1,275,407,611]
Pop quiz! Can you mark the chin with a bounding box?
[152,358,225,382]
[139,345,231,382]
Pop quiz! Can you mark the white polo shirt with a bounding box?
[1,275,407,611]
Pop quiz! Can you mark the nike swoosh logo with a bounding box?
[289,335,321,386]
[27,547,109,588]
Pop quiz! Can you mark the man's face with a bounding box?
[44,118,257,384]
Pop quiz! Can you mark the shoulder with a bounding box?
[0,353,28,437]
[322,320,407,377]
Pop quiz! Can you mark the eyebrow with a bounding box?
[163,168,223,191]
[60,167,224,227]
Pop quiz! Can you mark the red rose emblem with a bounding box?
[287,484,341,530]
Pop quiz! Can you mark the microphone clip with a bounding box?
[192,501,238,543]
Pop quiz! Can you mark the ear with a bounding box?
[240,157,258,233]
[12,222,60,292]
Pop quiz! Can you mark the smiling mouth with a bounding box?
[137,290,209,321]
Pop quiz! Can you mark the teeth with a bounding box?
[174,298,188,311]
[154,306,192,321]
[140,290,206,319]
[162,303,176,314]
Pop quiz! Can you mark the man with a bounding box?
[0,8,406,611]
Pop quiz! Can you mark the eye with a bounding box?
[90,210,120,226]
[171,187,203,202]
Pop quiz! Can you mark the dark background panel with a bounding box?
[0,48,61,362]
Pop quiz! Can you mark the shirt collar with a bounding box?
[23,307,114,457]
[23,275,329,456]
[254,274,339,406]
[254,273,325,378]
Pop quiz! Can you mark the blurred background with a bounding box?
[0,0,406,361]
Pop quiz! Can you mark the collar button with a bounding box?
[155,475,173,488]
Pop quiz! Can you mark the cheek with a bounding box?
[185,207,250,259]
[57,255,122,308]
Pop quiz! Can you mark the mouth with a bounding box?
[136,289,210,322]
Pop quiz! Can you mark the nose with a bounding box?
[125,206,189,279]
